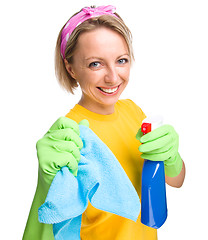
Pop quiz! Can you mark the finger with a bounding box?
[139,133,172,152]
[50,151,79,176]
[48,128,83,149]
[140,153,164,161]
[53,141,81,163]
[136,128,143,141]
[140,125,174,143]
[66,160,79,176]
[79,119,89,128]
[55,152,79,173]
[49,117,80,135]
[141,144,178,161]
[39,150,79,173]
[140,142,172,154]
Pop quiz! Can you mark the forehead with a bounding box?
[75,27,129,58]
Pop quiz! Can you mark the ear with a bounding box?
[64,59,76,79]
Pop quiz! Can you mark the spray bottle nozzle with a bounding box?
[141,123,152,135]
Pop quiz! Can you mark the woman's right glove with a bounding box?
[36,117,89,185]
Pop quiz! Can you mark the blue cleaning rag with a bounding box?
[38,125,140,240]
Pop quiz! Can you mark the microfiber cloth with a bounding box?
[38,125,140,240]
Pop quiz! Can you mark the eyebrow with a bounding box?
[85,57,103,61]
[85,53,130,61]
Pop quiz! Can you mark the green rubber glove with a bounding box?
[23,117,89,240]
[36,117,89,185]
[136,124,183,177]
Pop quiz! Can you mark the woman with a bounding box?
[23,5,185,240]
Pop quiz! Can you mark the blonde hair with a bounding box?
[55,8,134,94]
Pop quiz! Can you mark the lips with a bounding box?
[99,86,118,93]
[97,84,121,95]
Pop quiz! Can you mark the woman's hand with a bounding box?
[136,125,183,178]
[36,117,89,184]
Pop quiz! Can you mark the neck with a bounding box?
[78,96,115,115]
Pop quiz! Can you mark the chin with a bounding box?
[100,95,121,106]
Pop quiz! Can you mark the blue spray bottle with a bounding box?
[141,116,167,229]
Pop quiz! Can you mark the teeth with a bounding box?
[100,87,118,93]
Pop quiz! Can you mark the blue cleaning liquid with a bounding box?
[141,160,167,229]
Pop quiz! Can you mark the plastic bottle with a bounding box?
[141,116,167,229]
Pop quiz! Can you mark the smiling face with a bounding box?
[65,27,131,114]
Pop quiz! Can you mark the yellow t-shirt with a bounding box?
[66,99,157,240]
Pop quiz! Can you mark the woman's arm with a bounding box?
[165,160,186,188]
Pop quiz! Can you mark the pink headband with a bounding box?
[60,5,118,59]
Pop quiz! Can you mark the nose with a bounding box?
[104,65,119,85]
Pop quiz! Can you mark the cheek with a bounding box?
[82,71,103,87]
[78,75,96,92]
[120,67,130,81]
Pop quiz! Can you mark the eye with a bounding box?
[89,62,101,68]
[118,58,129,64]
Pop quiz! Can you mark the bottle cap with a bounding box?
[142,115,163,131]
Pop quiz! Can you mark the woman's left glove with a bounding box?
[136,125,183,177]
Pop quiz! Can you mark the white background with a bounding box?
[1,0,207,239]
